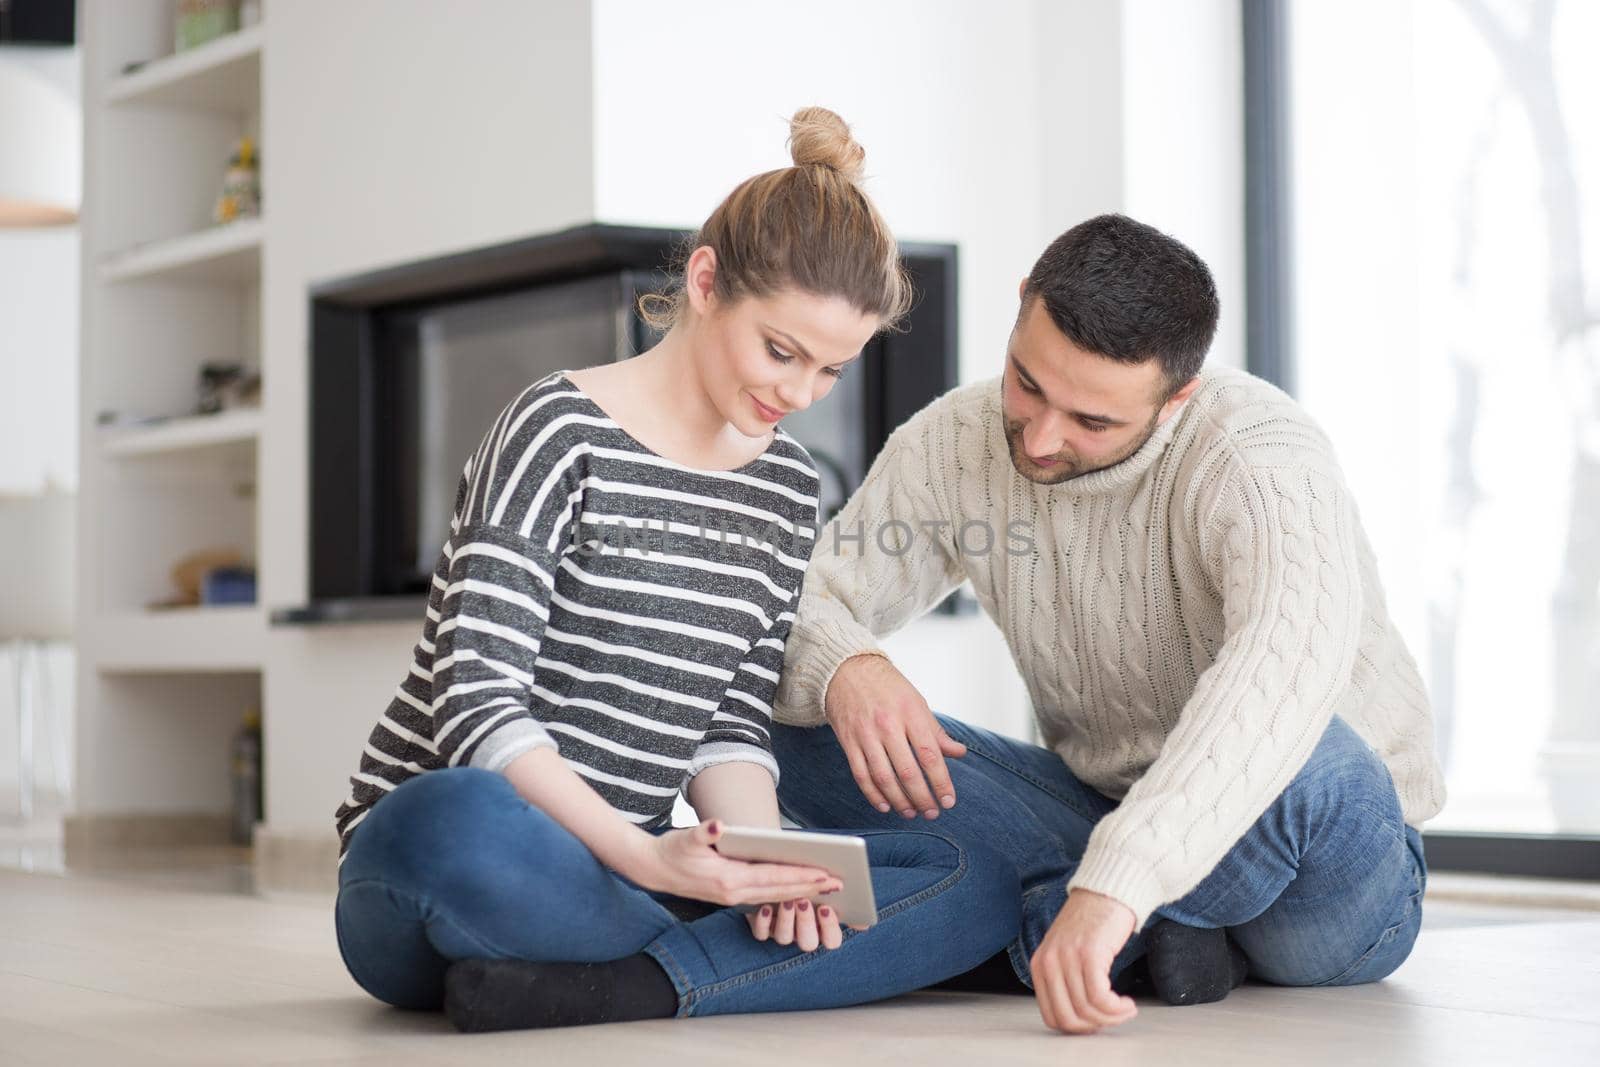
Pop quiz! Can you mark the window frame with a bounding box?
[1242,0,1600,882]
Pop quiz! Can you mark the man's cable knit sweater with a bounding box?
[772,367,1447,929]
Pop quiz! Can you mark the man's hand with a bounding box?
[824,654,967,819]
[1029,889,1139,1035]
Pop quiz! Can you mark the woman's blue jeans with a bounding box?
[334,767,1021,1017]
[773,713,1427,989]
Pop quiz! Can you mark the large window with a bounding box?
[1281,0,1600,842]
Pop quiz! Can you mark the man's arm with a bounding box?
[1067,457,1365,929]
[1028,455,1364,1035]
[773,409,967,728]
[772,404,973,818]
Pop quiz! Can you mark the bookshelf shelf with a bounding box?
[105,25,264,114]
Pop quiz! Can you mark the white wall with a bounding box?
[1122,0,1246,372]
[260,0,597,829]
[0,229,79,494]
[1038,0,1247,373]
[0,46,81,494]
[1037,2,1127,230]
[594,0,1047,387]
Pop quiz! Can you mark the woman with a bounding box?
[332,107,1020,1032]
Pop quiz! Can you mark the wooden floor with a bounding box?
[1,854,1598,1066]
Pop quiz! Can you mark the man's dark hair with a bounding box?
[1022,214,1219,393]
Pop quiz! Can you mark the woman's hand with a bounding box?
[745,897,858,951]
[630,819,841,907]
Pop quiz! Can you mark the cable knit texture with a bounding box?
[773,367,1447,929]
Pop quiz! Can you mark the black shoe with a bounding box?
[444,955,678,1032]
[935,949,1031,994]
[1144,920,1250,1006]
[1111,955,1157,998]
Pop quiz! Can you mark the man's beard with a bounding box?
[1002,408,1161,485]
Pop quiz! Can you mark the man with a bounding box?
[770,215,1446,1036]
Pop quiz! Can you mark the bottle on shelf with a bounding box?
[230,708,262,846]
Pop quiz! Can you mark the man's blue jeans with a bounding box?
[334,767,1021,1017]
[774,714,1427,988]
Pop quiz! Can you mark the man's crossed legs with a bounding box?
[774,713,1426,990]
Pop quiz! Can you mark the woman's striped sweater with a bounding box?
[333,371,820,859]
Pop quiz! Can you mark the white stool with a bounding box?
[0,490,75,821]
[5,639,71,820]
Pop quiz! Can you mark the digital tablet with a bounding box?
[714,826,878,928]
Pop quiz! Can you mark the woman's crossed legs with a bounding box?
[334,766,1021,1019]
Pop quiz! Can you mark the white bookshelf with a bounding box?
[105,23,263,113]
[101,407,263,458]
[91,605,268,673]
[99,216,264,284]
[76,2,270,839]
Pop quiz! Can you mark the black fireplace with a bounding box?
[273,223,957,625]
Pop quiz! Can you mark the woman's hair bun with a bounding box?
[788,106,866,183]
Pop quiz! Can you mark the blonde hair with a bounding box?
[641,107,912,332]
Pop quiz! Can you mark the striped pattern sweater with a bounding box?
[334,371,820,859]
